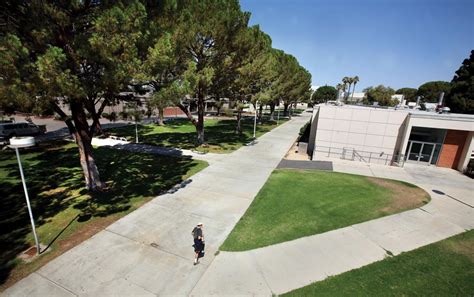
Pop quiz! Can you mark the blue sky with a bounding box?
[239,0,474,91]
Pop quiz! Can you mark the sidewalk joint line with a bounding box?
[35,271,78,296]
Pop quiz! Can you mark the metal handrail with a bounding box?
[314,145,401,166]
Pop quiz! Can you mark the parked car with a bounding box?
[0,122,44,143]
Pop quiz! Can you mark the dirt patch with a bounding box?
[367,177,430,214]
[443,233,474,262]
[284,142,309,160]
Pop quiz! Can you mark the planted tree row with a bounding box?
[0,0,312,190]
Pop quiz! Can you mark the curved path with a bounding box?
[190,159,474,296]
[3,113,312,297]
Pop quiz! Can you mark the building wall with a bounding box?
[307,108,320,156]
[163,107,185,117]
[438,130,468,169]
[398,114,474,163]
[457,132,474,171]
[312,106,408,164]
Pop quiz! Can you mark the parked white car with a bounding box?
[0,122,44,143]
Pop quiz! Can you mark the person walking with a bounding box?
[192,222,204,265]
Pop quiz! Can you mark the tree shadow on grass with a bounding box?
[0,144,78,285]
[132,117,283,151]
[0,142,201,285]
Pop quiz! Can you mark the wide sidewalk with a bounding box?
[191,158,474,296]
[3,113,312,296]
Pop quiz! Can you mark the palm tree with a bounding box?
[342,77,352,102]
[351,76,359,102]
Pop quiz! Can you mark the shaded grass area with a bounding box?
[108,117,287,153]
[0,141,207,290]
[220,169,430,251]
[284,230,474,296]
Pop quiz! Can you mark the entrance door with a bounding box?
[419,143,435,163]
[406,141,437,164]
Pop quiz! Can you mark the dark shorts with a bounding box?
[194,239,204,253]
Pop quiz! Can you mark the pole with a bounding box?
[277,106,280,125]
[15,148,40,255]
[135,120,138,143]
[253,101,257,139]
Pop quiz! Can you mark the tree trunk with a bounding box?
[351,83,357,101]
[70,101,105,191]
[90,120,104,136]
[283,103,289,116]
[196,91,205,145]
[258,104,263,122]
[269,102,275,121]
[178,103,198,126]
[236,109,242,134]
[345,84,351,102]
[157,107,165,126]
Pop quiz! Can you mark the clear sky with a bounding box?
[239,0,474,91]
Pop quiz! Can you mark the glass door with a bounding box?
[406,141,438,164]
[408,142,422,161]
[419,143,435,163]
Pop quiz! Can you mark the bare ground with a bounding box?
[367,177,430,214]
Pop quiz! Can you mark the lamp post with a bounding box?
[135,119,138,143]
[9,136,40,255]
[253,100,258,139]
[277,102,280,125]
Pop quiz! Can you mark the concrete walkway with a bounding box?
[190,159,474,296]
[2,113,312,296]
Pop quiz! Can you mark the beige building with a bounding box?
[307,105,474,171]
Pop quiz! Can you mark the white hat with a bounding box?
[197,222,203,226]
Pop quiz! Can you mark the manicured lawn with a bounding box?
[220,169,430,251]
[108,117,287,153]
[0,141,207,291]
[284,230,474,296]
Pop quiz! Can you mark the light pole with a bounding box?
[9,137,40,255]
[135,119,138,143]
[277,102,280,125]
[253,100,258,139]
[134,103,139,144]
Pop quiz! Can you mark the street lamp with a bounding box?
[253,100,258,139]
[277,102,280,125]
[9,136,41,255]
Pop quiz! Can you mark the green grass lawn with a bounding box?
[108,117,287,153]
[284,230,474,296]
[220,169,430,251]
[0,141,207,290]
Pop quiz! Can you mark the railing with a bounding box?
[314,145,404,166]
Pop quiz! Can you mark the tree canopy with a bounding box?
[396,87,417,102]
[363,85,396,106]
[0,0,147,190]
[417,81,451,103]
[0,0,312,190]
[311,86,337,104]
[445,50,474,114]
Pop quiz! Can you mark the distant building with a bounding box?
[345,92,365,103]
[307,105,474,172]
